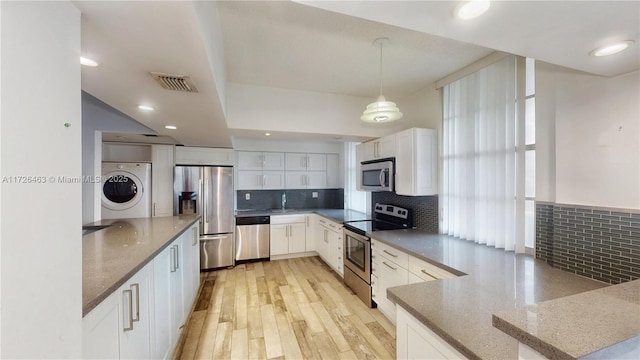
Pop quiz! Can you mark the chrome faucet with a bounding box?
[282,192,286,209]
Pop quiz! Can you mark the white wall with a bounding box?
[555,69,639,209]
[537,62,640,209]
[1,1,82,357]
[227,83,429,139]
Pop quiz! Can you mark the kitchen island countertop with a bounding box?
[82,215,199,316]
[373,229,609,360]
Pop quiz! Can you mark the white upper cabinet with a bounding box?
[363,134,397,161]
[326,154,340,188]
[237,152,286,190]
[286,153,327,171]
[395,128,437,196]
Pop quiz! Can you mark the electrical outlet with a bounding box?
[312,191,318,198]
[245,193,251,200]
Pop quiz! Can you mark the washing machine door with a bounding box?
[102,171,144,211]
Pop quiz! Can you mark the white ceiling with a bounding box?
[75,1,639,147]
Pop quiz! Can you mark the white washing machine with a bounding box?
[101,162,152,219]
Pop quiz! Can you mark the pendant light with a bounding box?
[361,37,402,123]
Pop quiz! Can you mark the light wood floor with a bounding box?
[176,256,396,360]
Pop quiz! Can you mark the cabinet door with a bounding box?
[237,151,264,170]
[395,128,437,196]
[377,135,397,158]
[119,263,152,359]
[288,223,307,254]
[306,172,327,189]
[82,291,120,359]
[376,252,409,322]
[152,244,172,359]
[326,154,339,188]
[262,171,285,189]
[237,170,263,190]
[285,172,307,189]
[285,153,307,171]
[316,226,330,262]
[151,144,175,217]
[306,154,327,171]
[270,224,289,256]
[182,225,200,312]
[170,241,185,344]
[305,215,316,252]
[263,153,285,170]
[328,230,343,276]
[364,141,377,161]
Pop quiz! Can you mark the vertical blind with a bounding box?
[441,55,520,251]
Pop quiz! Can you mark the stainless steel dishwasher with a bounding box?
[235,216,270,261]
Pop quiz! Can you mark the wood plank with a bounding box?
[274,310,304,359]
[193,311,219,360]
[346,314,394,359]
[247,306,263,340]
[366,321,397,357]
[218,284,235,323]
[278,285,304,321]
[311,331,341,360]
[246,268,258,295]
[320,282,352,316]
[194,279,215,311]
[234,273,248,330]
[324,305,378,360]
[248,337,267,360]
[260,303,283,359]
[370,309,396,338]
[338,350,358,360]
[291,320,321,360]
[254,261,265,277]
[230,328,248,360]
[179,310,206,360]
[297,302,324,334]
[310,302,351,352]
[212,321,232,360]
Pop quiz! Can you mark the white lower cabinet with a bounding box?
[305,214,317,252]
[396,305,467,360]
[83,223,200,360]
[371,238,458,323]
[270,215,307,257]
[316,217,343,277]
[82,262,152,359]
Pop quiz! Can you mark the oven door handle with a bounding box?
[344,229,369,243]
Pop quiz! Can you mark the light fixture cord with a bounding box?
[378,42,383,97]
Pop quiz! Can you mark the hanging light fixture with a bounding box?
[361,37,403,123]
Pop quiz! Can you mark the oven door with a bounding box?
[343,229,371,283]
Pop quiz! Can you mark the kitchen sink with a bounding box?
[82,225,112,236]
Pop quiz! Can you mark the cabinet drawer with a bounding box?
[317,217,342,232]
[409,256,457,280]
[270,214,307,224]
[372,239,409,269]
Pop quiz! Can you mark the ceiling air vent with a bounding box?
[149,72,199,93]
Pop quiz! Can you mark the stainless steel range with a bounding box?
[343,203,412,307]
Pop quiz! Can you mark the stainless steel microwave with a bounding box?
[360,159,394,192]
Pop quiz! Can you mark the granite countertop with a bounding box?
[373,229,607,360]
[82,215,199,316]
[493,279,640,360]
[235,208,370,223]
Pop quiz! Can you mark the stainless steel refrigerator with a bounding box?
[174,166,234,270]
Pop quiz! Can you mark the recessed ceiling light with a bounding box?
[137,104,154,111]
[80,56,99,67]
[455,1,491,20]
[265,133,271,136]
[165,125,177,130]
[590,41,634,57]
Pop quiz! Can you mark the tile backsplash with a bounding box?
[237,189,344,210]
[536,202,640,284]
[371,192,439,233]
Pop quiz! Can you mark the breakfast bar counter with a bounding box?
[372,229,609,359]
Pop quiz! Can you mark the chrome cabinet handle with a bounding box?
[130,283,140,322]
[123,289,134,331]
[153,203,156,217]
[382,261,397,271]
[421,269,436,279]
[175,245,180,270]
[383,250,398,258]
[170,246,176,272]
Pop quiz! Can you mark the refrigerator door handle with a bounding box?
[203,173,209,224]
